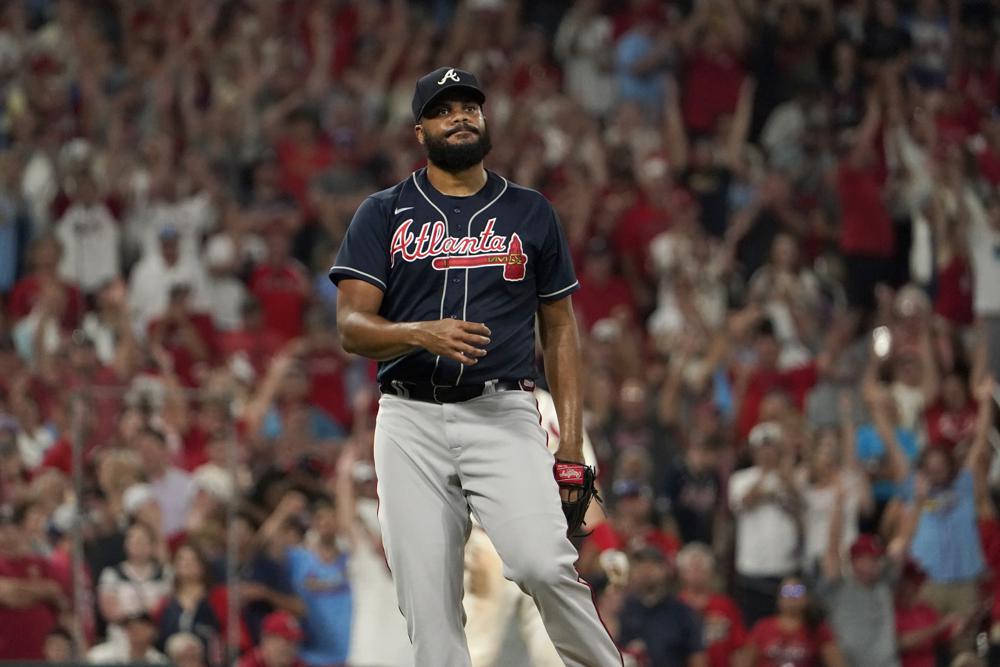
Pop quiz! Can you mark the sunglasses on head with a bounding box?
[780,583,807,599]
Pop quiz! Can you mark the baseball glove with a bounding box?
[553,460,602,538]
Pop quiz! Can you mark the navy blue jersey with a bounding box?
[329,168,579,387]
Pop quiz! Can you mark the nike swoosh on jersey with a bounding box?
[394,207,414,215]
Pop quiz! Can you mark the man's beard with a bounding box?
[424,124,492,173]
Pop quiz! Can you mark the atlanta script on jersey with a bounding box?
[329,168,578,388]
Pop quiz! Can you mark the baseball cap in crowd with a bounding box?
[748,421,783,448]
[412,67,486,121]
[849,534,885,560]
[158,225,180,241]
[261,611,304,643]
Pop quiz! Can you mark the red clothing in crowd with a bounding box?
[679,591,748,667]
[976,145,1000,186]
[681,50,746,134]
[836,164,895,257]
[895,602,947,667]
[0,554,62,660]
[748,617,834,667]
[6,276,85,329]
[612,196,670,280]
[147,313,218,387]
[586,522,679,561]
[736,363,818,441]
[275,136,334,209]
[250,262,310,343]
[924,400,978,450]
[933,255,974,326]
[218,326,285,376]
[238,649,306,667]
[978,518,1000,624]
[575,275,637,330]
[306,346,353,430]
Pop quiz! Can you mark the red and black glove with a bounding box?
[553,460,601,538]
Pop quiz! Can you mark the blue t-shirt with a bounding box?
[330,168,579,388]
[287,547,352,666]
[616,29,665,116]
[904,469,985,582]
[855,425,919,501]
[261,406,345,441]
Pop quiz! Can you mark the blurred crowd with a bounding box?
[1,0,1000,666]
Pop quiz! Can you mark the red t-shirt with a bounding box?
[6,276,84,328]
[680,592,748,667]
[218,327,286,376]
[924,400,978,450]
[250,262,309,343]
[933,255,974,326]
[0,554,61,660]
[575,275,637,330]
[612,198,670,279]
[682,50,746,135]
[736,363,818,441]
[836,164,895,257]
[895,602,946,667]
[586,522,679,560]
[147,313,218,387]
[977,146,1000,186]
[306,347,352,430]
[978,518,1000,622]
[239,648,306,667]
[275,137,334,209]
[749,617,833,667]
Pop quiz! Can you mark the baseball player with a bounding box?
[329,67,622,667]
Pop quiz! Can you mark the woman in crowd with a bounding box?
[744,577,845,667]
[97,521,172,646]
[156,544,222,666]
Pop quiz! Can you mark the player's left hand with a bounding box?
[554,459,600,538]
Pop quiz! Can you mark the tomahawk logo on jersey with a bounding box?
[329,167,578,388]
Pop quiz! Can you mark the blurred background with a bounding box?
[1,0,1000,666]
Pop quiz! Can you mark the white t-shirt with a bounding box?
[728,466,800,577]
[147,467,196,538]
[800,470,864,573]
[346,499,413,667]
[127,254,208,336]
[967,193,1000,315]
[56,203,122,292]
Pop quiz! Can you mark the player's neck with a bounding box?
[426,162,487,196]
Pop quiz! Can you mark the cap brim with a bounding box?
[416,84,486,121]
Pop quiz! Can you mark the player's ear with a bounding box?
[414,124,425,145]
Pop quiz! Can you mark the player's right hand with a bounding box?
[415,319,491,365]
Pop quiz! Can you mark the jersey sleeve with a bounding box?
[329,196,390,291]
[536,206,580,302]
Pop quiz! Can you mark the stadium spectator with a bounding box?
[87,611,167,664]
[0,504,66,660]
[238,611,306,667]
[97,521,171,645]
[677,542,747,667]
[618,546,706,667]
[746,577,845,667]
[155,544,222,664]
[728,422,802,626]
[166,632,209,667]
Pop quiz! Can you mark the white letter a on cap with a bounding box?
[437,68,461,85]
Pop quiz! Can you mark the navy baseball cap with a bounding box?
[412,67,486,122]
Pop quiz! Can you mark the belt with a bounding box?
[379,378,535,404]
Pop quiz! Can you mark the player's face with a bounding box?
[416,94,492,173]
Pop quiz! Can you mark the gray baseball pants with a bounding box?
[373,390,622,667]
